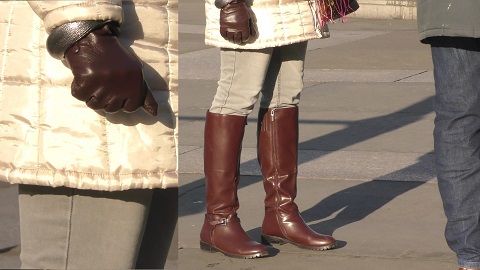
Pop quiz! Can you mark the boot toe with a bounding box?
[236,241,269,257]
[306,234,337,249]
[218,240,269,259]
[244,240,268,253]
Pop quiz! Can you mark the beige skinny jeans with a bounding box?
[210,41,308,116]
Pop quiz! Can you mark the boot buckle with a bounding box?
[210,218,228,226]
[219,218,227,225]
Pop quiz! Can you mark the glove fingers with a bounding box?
[104,98,126,113]
[220,27,228,40]
[71,78,94,101]
[235,32,244,44]
[226,31,242,44]
[122,80,146,113]
[86,96,105,110]
[226,31,235,44]
[222,30,252,44]
[249,19,257,38]
[123,97,142,113]
[85,87,111,110]
[142,82,158,116]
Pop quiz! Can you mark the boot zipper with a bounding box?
[270,108,278,177]
[271,108,281,221]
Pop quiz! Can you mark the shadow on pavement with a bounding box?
[180,96,435,223]
[0,246,18,254]
[303,153,434,236]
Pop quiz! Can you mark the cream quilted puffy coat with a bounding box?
[205,0,327,49]
[0,1,178,191]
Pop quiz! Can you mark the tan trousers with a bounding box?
[18,185,153,269]
[210,41,308,116]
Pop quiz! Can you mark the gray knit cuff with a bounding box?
[214,0,237,9]
[46,20,110,60]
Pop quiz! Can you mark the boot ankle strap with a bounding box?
[210,218,228,226]
[207,214,240,226]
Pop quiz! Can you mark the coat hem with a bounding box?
[419,28,480,43]
[0,167,178,191]
[205,34,324,50]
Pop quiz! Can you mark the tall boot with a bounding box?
[200,111,268,259]
[257,106,336,250]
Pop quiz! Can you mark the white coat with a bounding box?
[0,0,178,191]
[204,0,327,49]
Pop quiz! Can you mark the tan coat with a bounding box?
[0,0,178,191]
[205,0,327,49]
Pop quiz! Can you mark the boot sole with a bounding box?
[200,241,269,259]
[261,234,337,251]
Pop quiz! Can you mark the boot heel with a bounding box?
[200,241,218,253]
[261,235,287,245]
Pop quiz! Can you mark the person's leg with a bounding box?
[430,37,480,269]
[259,41,306,109]
[210,47,273,116]
[257,41,336,250]
[200,48,273,258]
[135,188,178,269]
[18,185,152,269]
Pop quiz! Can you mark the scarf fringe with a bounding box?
[310,0,355,34]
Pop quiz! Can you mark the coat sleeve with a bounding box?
[27,1,123,33]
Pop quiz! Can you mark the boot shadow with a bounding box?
[302,153,434,236]
[245,153,434,249]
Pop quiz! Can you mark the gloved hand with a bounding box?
[219,0,257,44]
[64,24,158,116]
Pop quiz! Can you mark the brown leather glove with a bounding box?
[219,0,257,44]
[64,24,158,116]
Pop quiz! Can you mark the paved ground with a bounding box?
[178,0,457,269]
[0,4,460,270]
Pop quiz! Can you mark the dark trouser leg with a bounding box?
[431,37,480,269]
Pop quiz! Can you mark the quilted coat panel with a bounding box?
[205,0,327,49]
[0,1,178,191]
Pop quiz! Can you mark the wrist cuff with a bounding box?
[215,0,239,9]
[46,20,111,59]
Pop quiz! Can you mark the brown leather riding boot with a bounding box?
[257,106,336,250]
[199,111,268,259]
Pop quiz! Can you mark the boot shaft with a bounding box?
[201,112,269,258]
[204,111,247,216]
[258,107,299,177]
[257,107,299,215]
[257,107,337,250]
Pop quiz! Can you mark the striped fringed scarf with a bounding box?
[310,0,358,34]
